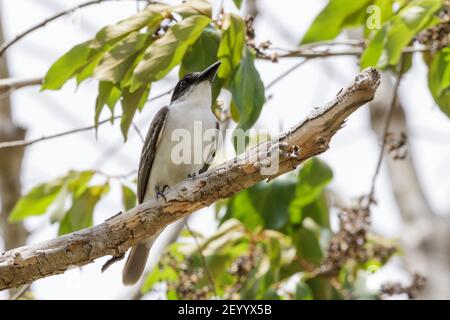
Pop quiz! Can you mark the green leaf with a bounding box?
[247,178,297,231]
[306,277,333,300]
[51,170,95,223]
[173,0,212,18]
[179,26,221,77]
[43,4,168,91]
[9,170,95,223]
[217,13,245,81]
[58,184,109,235]
[42,41,92,90]
[93,32,150,82]
[295,227,323,265]
[301,193,330,228]
[120,83,151,140]
[222,193,264,231]
[224,160,332,231]
[296,281,313,300]
[292,158,333,207]
[67,170,95,198]
[141,266,179,293]
[224,177,297,231]
[427,50,450,117]
[121,184,137,211]
[134,15,211,83]
[361,0,442,69]
[301,0,372,44]
[95,81,115,128]
[90,4,168,50]
[179,26,223,100]
[233,0,243,9]
[106,85,122,121]
[76,48,111,85]
[230,47,265,131]
[9,178,66,222]
[360,24,389,69]
[49,185,70,223]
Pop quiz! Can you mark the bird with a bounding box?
[122,61,222,285]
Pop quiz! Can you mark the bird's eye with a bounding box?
[179,80,187,87]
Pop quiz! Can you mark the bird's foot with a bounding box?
[187,172,197,180]
[155,184,170,202]
[101,252,125,273]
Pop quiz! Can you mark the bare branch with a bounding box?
[0,0,152,57]
[0,77,42,91]
[0,69,380,291]
[366,58,406,204]
[265,59,309,90]
[0,90,171,150]
[132,123,145,143]
[0,116,120,150]
[259,45,431,61]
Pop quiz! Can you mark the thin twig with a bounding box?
[148,88,172,102]
[300,39,366,49]
[0,89,171,150]
[185,222,217,297]
[216,0,225,20]
[366,58,407,206]
[260,45,431,61]
[132,123,145,143]
[265,59,309,90]
[95,169,137,180]
[0,116,120,150]
[0,0,151,57]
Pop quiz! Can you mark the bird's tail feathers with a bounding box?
[122,234,158,285]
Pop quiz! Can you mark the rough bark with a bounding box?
[369,72,450,299]
[0,68,380,291]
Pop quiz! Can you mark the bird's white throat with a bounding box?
[171,81,212,109]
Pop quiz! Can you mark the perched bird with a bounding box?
[122,61,221,285]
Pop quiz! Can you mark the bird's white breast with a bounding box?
[144,98,218,201]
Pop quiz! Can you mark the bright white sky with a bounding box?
[0,0,449,299]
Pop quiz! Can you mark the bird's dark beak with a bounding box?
[197,61,221,83]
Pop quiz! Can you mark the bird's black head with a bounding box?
[171,61,221,103]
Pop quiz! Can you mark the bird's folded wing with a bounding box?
[137,106,169,204]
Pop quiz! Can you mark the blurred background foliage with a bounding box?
[3,0,450,299]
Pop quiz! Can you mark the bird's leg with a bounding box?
[155,184,170,202]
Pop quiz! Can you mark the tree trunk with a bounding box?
[369,72,450,300]
[0,11,29,297]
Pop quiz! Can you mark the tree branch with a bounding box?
[258,45,431,62]
[0,90,171,150]
[0,116,120,150]
[0,68,380,291]
[366,57,406,204]
[0,77,42,91]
